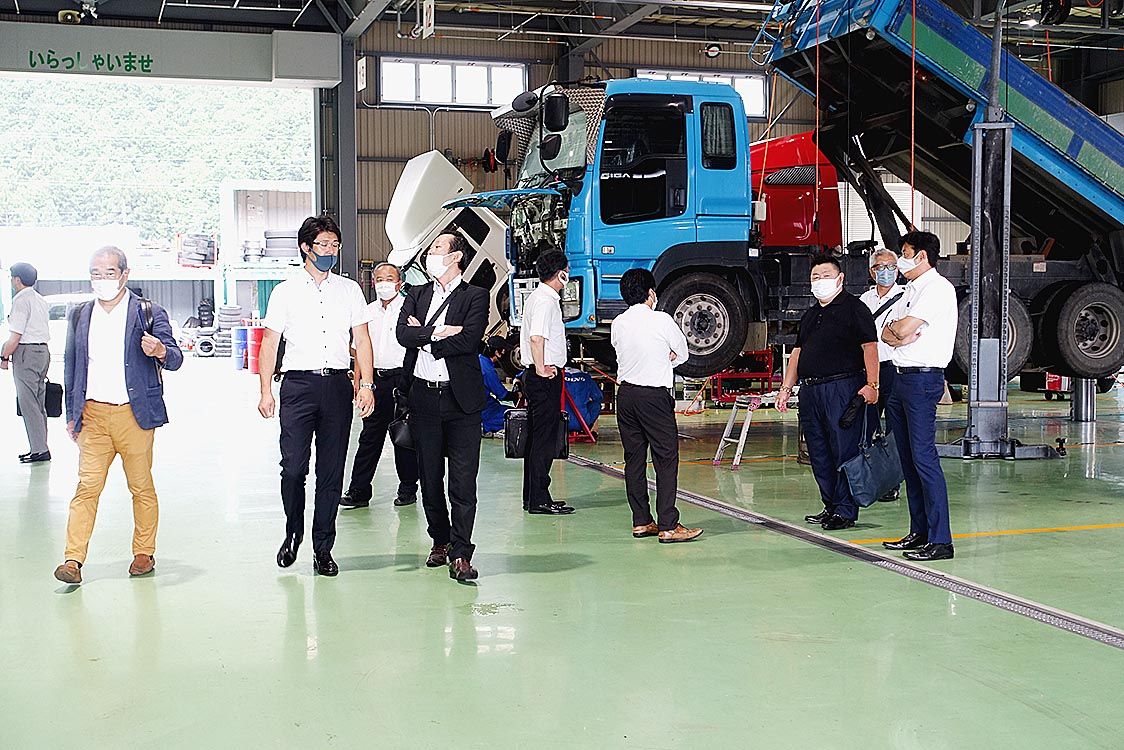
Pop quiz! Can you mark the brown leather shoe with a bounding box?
[129,554,156,576]
[658,525,704,544]
[632,522,659,538]
[54,560,82,584]
[426,543,451,568]
[449,558,479,581]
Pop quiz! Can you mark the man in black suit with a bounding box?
[397,232,488,582]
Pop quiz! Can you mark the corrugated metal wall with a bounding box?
[35,280,214,324]
[352,23,815,264]
[1101,79,1124,115]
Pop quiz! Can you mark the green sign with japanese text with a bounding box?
[27,49,154,74]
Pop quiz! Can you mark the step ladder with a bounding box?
[713,394,762,470]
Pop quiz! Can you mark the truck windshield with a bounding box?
[519,110,589,184]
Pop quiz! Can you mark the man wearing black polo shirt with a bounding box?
[777,254,880,530]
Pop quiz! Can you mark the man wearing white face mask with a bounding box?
[777,254,880,531]
[518,250,574,516]
[341,262,419,510]
[53,246,183,585]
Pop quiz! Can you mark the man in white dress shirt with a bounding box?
[341,262,419,509]
[258,214,375,577]
[611,268,702,544]
[860,248,906,503]
[398,232,489,582]
[519,250,575,516]
[880,231,958,562]
[3,262,52,463]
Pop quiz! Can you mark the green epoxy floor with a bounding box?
[2,361,1124,748]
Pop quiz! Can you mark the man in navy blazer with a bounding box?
[54,247,183,585]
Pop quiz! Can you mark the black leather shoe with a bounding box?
[426,543,451,568]
[877,487,901,502]
[340,490,370,508]
[903,543,954,561]
[20,451,51,464]
[18,452,32,461]
[313,551,339,576]
[804,509,832,524]
[882,532,927,551]
[449,558,479,581]
[529,504,575,515]
[276,534,300,568]
[821,515,856,531]
[393,492,417,507]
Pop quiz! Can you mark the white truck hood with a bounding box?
[385,151,474,266]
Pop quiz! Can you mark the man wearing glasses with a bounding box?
[258,215,376,577]
[859,249,905,424]
[53,247,183,585]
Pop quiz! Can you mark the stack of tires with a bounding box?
[242,240,264,263]
[198,298,215,329]
[215,304,244,360]
[194,326,218,358]
[263,230,300,260]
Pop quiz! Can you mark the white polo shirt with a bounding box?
[520,282,567,368]
[611,303,689,388]
[366,294,406,370]
[889,268,958,369]
[414,276,462,383]
[860,283,904,363]
[264,270,370,372]
[86,298,130,404]
[8,287,50,344]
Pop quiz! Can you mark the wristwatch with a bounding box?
[359,382,375,391]
[866,382,880,390]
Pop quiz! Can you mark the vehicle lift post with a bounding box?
[939,7,1060,459]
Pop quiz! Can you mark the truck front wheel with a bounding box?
[659,272,749,378]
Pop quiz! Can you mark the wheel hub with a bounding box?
[674,293,729,356]
[1073,303,1120,360]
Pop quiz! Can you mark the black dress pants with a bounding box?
[347,370,419,501]
[408,384,481,561]
[616,383,681,531]
[521,370,563,511]
[279,371,353,554]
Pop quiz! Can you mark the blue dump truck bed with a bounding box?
[766,0,1124,259]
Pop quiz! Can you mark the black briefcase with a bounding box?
[16,380,63,419]
[504,409,569,459]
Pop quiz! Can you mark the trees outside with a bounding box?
[0,78,314,243]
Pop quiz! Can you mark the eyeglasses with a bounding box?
[872,264,897,272]
[312,240,341,251]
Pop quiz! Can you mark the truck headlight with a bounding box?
[561,277,582,322]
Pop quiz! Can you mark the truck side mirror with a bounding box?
[539,133,563,162]
[543,94,570,133]
[496,130,512,163]
[512,90,539,113]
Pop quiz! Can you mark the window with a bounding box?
[600,101,688,225]
[637,69,768,118]
[379,58,528,108]
[701,103,737,170]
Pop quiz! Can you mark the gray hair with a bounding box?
[91,245,129,272]
[372,261,401,280]
[869,248,898,267]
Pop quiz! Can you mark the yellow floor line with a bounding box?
[852,522,1124,545]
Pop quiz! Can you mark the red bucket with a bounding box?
[247,326,266,374]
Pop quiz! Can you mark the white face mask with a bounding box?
[896,253,922,273]
[810,277,841,301]
[91,278,123,302]
[374,281,398,301]
[425,254,451,279]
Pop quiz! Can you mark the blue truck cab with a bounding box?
[445,78,773,378]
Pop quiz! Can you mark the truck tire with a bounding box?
[1048,282,1124,378]
[659,272,748,378]
[953,295,1032,378]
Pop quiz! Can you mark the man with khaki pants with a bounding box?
[54,247,183,585]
